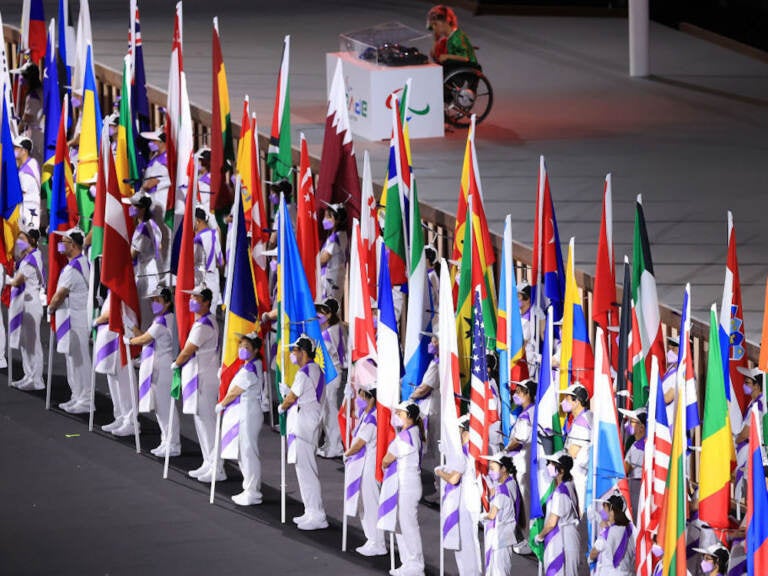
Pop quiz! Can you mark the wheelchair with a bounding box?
[442,62,493,128]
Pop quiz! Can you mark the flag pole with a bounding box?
[45,322,54,410]
[87,259,97,430]
[281,434,286,523]
[390,533,395,572]
[439,452,445,576]
[123,338,141,453]
[163,401,174,479]
[7,303,12,388]
[341,459,348,551]
[87,343,97,431]
[279,193,287,524]
[209,410,222,504]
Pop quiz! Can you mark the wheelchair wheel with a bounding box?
[443,67,493,128]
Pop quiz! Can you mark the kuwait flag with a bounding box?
[317,58,361,225]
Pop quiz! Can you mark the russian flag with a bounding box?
[23,0,47,64]
[747,408,768,575]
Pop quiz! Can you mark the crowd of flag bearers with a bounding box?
[4,2,768,576]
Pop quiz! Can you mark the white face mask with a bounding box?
[392,414,404,428]
[289,352,298,365]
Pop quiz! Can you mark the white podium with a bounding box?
[326,52,444,141]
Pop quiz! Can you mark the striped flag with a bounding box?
[41,19,59,200]
[382,96,409,285]
[348,219,376,363]
[632,195,665,377]
[218,185,258,400]
[528,306,558,559]
[210,17,234,214]
[267,36,292,182]
[468,288,491,477]
[375,245,400,483]
[438,257,464,551]
[747,408,768,575]
[531,156,565,323]
[720,211,748,432]
[560,238,594,395]
[74,45,101,231]
[658,366,687,576]
[698,304,734,537]
[0,92,23,271]
[636,356,661,576]
[56,0,72,97]
[401,172,430,400]
[115,55,138,199]
[677,284,699,431]
[629,301,649,409]
[497,214,527,443]
[360,151,379,303]
[21,0,47,64]
[589,326,630,511]
[296,132,319,299]
[73,0,92,96]
[649,356,672,531]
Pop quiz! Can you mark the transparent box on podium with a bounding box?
[339,22,431,66]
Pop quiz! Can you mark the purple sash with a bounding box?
[612,524,632,568]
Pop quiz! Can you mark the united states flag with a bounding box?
[469,288,491,476]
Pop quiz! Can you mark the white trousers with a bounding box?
[239,409,263,497]
[360,458,385,545]
[107,364,132,423]
[395,488,425,575]
[193,375,219,469]
[454,505,481,576]
[486,546,514,576]
[319,375,342,454]
[20,304,43,386]
[153,368,180,448]
[65,326,91,403]
[294,436,325,518]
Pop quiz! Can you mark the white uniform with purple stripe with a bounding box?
[443,444,482,576]
[131,219,163,328]
[565,409,592,515]
[194,227,223,307]
[55,254,91,405]
[388,425,424,575]
[509,403,534,535]
[289,362,326,521]
[222,360,264,499]
[320,230,348,301]
[484,476,521,575]
[593,523,635,575]
[543,480,581,576]
[18,158,41,229]
[9,249,44,388]
[94,294,133,427]
[319,322,344,457]
[143,151,170,215]
[185,313,219,470]
[141,311,179,450]
[344,406,384,546]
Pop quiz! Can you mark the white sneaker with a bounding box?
[101,420,122,432]
[63,401,91,414]
[164,445,182,458]
[150,444,166,457]
[197,468,227,483]
[356,541,388,556]
[59,399,76,411]
[297,516,328,531]
[112,421,139,436]
[188,464,209,479]
[11,378,28,389]
[513,540,532,555]
[231,491,263,506]
[0,357,7,369]
[20,380,45,391]
[292,513,309,525]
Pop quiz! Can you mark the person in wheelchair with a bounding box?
[426,5,479,73]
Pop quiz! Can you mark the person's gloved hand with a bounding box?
[277,404,285,415]
[171,361,179,371]
[215,403,225,414]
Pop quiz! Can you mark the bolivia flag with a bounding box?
[698,304,734,536]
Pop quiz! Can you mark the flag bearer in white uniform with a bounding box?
[127,192,163,329]
[127,286,180,455]
[173,285,224,483]
[14,136,41,231]
[344,379,387,556]
[382,400,425,576]
[316,298,345,459]
[48,228,91,413]
[278,334,328,530]
[7,228,44,390]
[193,206,224,309]
[216,331,266,506]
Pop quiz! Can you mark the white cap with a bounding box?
[395,399,418,413]
[559,383,587,396]
[139,129,165,141]
[617,407,647,421]
[692,543,728,556]
[737,366,762,381]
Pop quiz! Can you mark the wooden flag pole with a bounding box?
[209,411,223,504]
[163,401,174,479]
[123,338,141,453]
[45,322,54,410]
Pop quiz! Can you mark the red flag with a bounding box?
[360,151,379,302]
[174,155,196,347]
[210,18,234,213]
[593,174,616,332]
[316,59,360,227]
[296,133,320,300]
